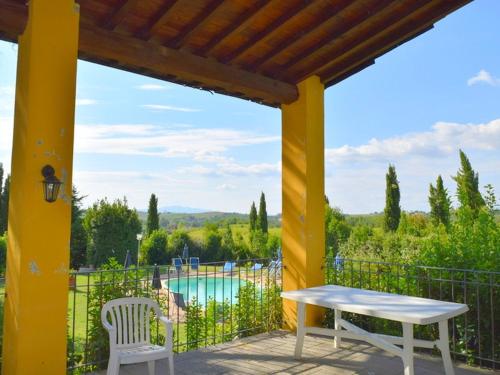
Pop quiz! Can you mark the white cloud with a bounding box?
[141,104,200,112]
[467,70,500,86]
[326,119,500,165]
[179,161,281,177]
[75,124,280,161]
[217,183,237,190]
[76,98,97,106]
[136,84,171,91]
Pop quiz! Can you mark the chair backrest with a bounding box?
[172,257,183,271]
[189,257,199,270]
[101,297,162,348]
[223,262,235,271]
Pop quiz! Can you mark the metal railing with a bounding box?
[67,258,282,373]
[325,257,500,369]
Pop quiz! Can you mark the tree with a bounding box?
[249,202,257,231]
[140,229,168,265]
[383,165,401,232]
[146,193,160,235]
[0,175,10,234]
[257,192,268,234]
[428,175,452,227]
[453,150,485,214]
[70,187,87,269]
[0,163,3,233]
[325,205,351,256]
[83,198,142,267]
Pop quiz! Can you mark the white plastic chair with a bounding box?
[101,297,174,375]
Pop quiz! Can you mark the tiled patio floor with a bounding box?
[97,330,496,374]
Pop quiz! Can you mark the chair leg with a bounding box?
[438,320,455,375]
[402,322,414,375]
[294,302,306,359]
[333,309,342,349]
[106,354,120,375]
[168,354,175,375]
[148,360,155,375]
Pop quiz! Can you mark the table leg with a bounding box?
[334,309,342,348]
[402,322,414,375]
[438,320,455,375]
[294,302,306,359]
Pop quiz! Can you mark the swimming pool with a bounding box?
[163,277,248,306]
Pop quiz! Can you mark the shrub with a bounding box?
[141,229,169,265]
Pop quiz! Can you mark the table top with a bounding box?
[281,285,468,325]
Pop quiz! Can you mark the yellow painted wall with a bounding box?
[281,76,325,330]
[1,0,79,373]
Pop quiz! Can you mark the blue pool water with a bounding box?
[163,277,247,306]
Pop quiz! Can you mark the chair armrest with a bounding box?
[159,316,173,349]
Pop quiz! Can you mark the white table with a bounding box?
[281,285,468,375]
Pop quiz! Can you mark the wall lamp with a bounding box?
[41,165,62,203]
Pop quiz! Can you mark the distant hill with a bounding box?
[158,206,209,214]
[137,210,281,230]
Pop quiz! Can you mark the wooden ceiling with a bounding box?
[0,0,471,107]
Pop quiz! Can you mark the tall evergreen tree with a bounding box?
[0,163,3,233]
[257,192,268,234]
[249,202,257,231]
[70,187,87,269]
[0,175,10,234]
[453,150,485,213]
[428,175,451,227]
[383,165,401,232]
[146,193,160,235]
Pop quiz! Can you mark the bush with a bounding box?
[0,234,6,273]
[140,229,169,265]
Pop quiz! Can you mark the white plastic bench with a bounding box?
[281,285,468,375]
[101,297,174,375]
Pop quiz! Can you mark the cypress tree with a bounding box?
[453,150,485,213]
[70,186,87,269]
[146,193,160,235]
[383,165,401,232]
[0,175,10,234]
[0,163,3,233]
[257,192,268,234]
[428,175,451,227]
[249,202,257,231]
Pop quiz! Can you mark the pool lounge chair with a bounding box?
[223,262,236,274]
[268,260,282,276]
[251,263,263,271]
[189,257,200,271]
[172,257,183,274]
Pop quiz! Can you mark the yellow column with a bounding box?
[2,1,79,374]
[281,75,325,330]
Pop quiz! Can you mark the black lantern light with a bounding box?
[41,165,62,203]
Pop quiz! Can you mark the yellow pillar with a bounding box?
[281,75,325,330]
[2,1,79,373]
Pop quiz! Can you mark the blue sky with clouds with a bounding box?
[0,0,499,214]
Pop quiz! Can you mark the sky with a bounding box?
[0,0,499,215]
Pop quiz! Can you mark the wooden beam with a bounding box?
[196,0,268,56]
[247,0,353,72]
[323,27,433,87]
[100,0,140,31]
[135,0,179,40]
[220,0,315,64]
[306,0,467,84]
[166,0,225,49]
[78,25,297,105]
[275,0,396,78]
[290,0,432,81]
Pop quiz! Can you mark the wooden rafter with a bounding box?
[247,0,354,72]
[275,0,397,79]
[220,0,316,64]
[100,0,139,31]
[78,25,297,106]
[322,25,434,87]
[166,0,225,49]
[196,0,268,56]
[297,1,447,83]
[135,0,179,40]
